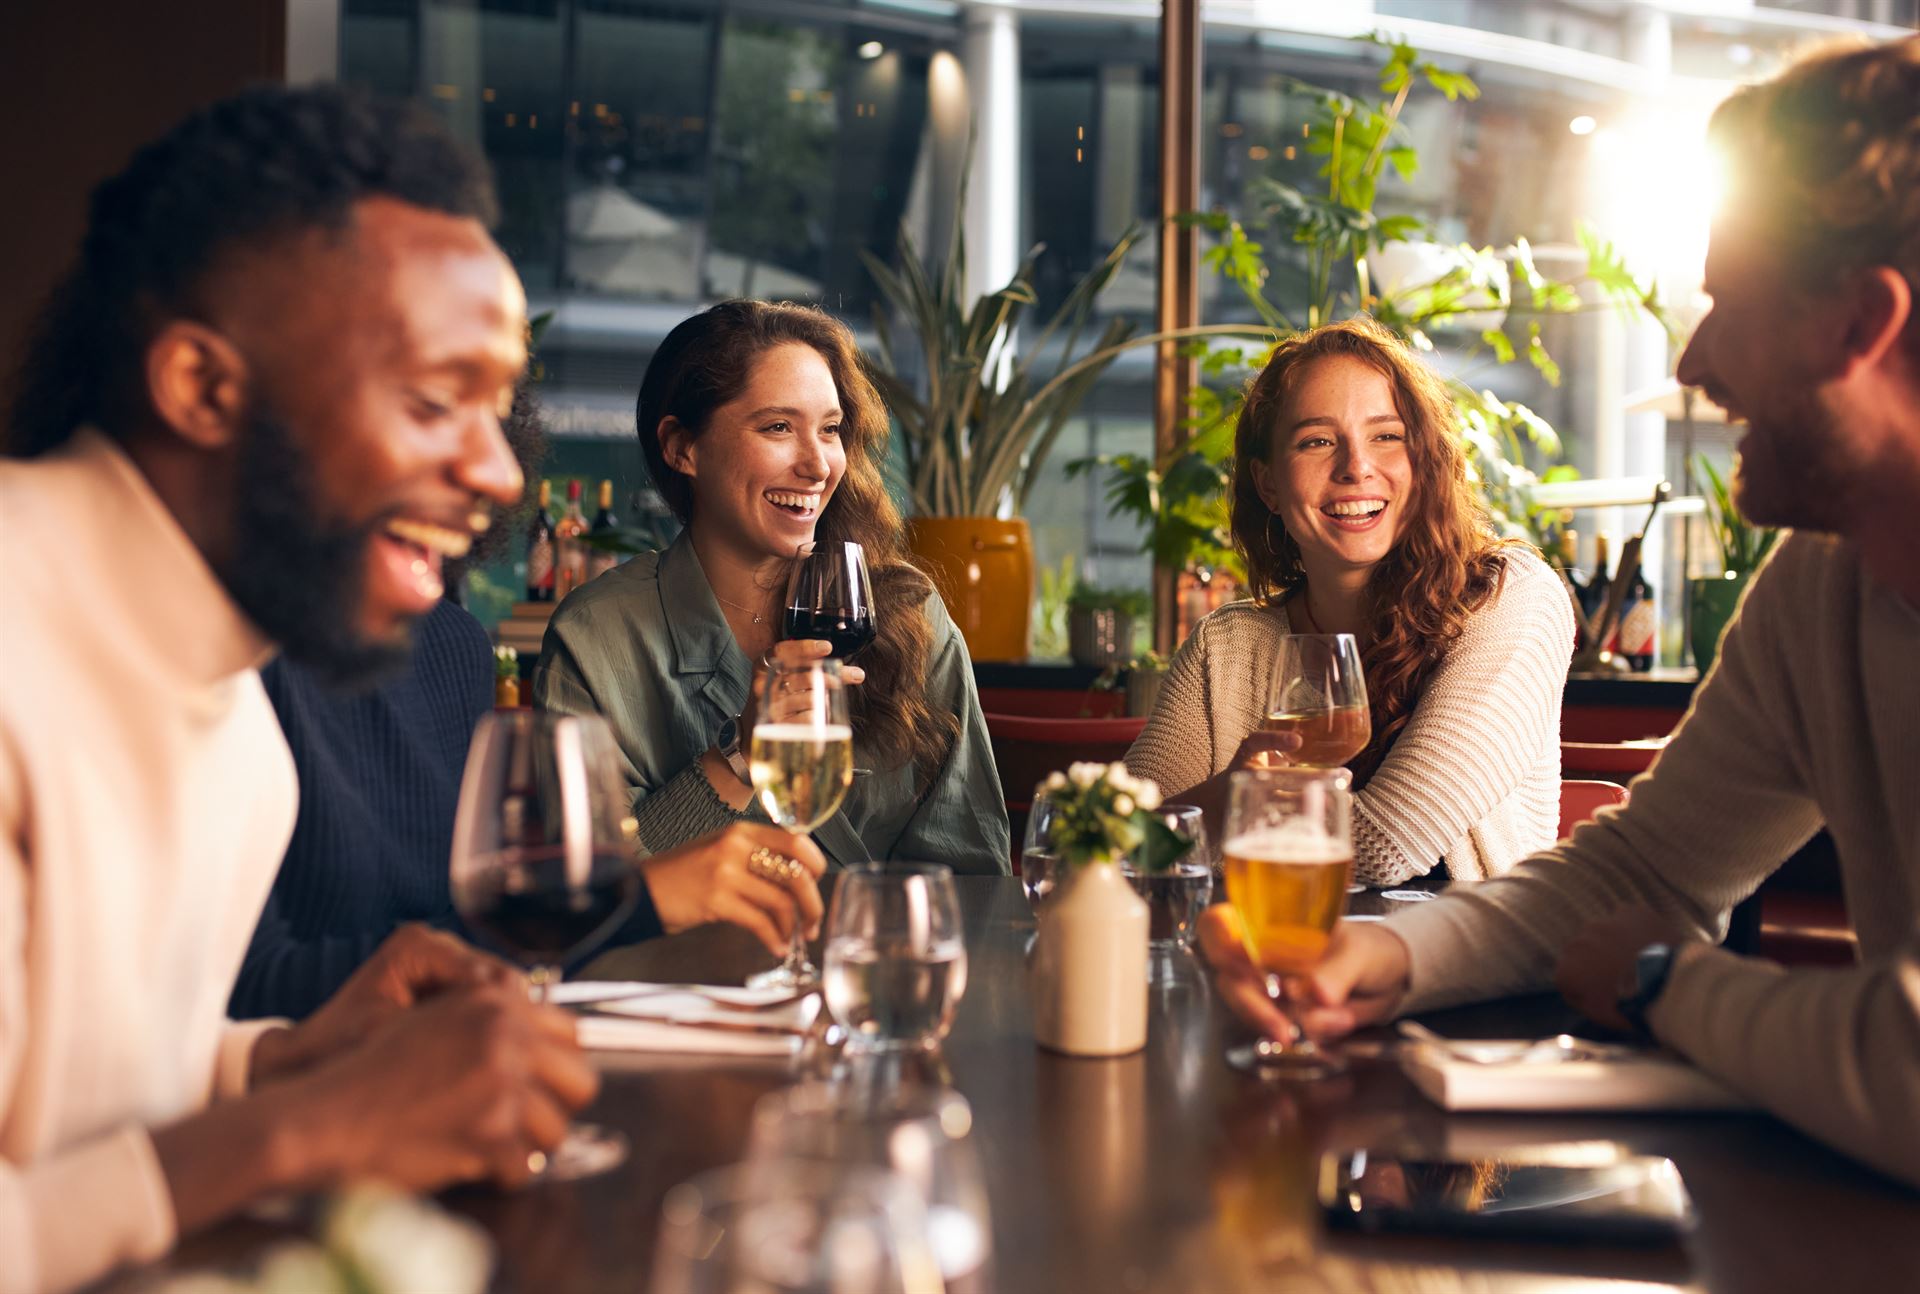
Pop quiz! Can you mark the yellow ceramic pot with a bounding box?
[906,517,1034,662]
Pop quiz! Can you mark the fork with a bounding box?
[569,984,816,1014]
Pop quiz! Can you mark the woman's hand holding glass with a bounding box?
[638,822,827,958]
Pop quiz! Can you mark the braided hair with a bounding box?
[5,83,497,457]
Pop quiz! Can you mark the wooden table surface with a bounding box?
[148,876,1918,1293]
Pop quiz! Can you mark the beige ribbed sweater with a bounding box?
[1390,532,1920,1187]
[1127,549,1573,885]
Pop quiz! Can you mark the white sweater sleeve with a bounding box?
[1124,617,1218,800]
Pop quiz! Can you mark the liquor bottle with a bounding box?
[586,478,621,582]
[554,478,589,601]
[1556,528,1589,650]
[525,479,555,602]
[1617,557,1657,672]
[1583,534,1615,654]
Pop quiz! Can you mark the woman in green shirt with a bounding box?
[533,300,1009,875]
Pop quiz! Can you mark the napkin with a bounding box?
[551,981,819,1058]
[1398,1034,1752,1113]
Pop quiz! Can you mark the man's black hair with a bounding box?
[4,83,498,457]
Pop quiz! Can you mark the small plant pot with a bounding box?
[1068,608,1134,668]
[1125,666,1166,718]
[1688,570,1752,676]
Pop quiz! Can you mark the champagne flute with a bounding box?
[449,710,639,1180]
[785,539,877,660]
[1261,632,1370,770]
[821,863,968,1054]
[747,659,853,990]
[651,1159,943,1294]
[1221,767,1354,1080]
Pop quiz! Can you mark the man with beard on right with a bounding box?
[1202,35,1920,1189]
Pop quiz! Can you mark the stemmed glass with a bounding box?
[747,1084,992,1292]
[1122,803,1214,982]
[821,864,968,1055]
[747,658,853,990]
[651,1159,943,1294]
[1220,767,1354,1080]
[449,710,639,1180]
[1019,789,1065,913]
[785,539,877,660]
[1262,633,1370,770]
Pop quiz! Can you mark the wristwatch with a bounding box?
[1617,942,1678,1038]
[715,715,751,785]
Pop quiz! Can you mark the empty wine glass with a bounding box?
[449,710,639,1180]
[651,1159,943,1294]
[785,540,877,660]
[1019,789,1065,913]
[747,658,852,991]
[747,1084,992,1293]
[1262,633,1370,770]
[1220,767,1354,1080]
[822,864,968,1054]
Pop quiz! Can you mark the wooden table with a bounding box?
[152,877,1918,1293]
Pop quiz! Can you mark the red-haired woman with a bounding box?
[1126,315,1573,885]
[535,300,1010,899]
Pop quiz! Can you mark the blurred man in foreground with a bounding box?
[0,86,600,1293]
[1203,36,1920,1188]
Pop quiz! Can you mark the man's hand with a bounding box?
[250,925,519,1087]
[1197,907,1412,1042]
[282,979,599,1192]
[640,822,828,957]
[1554,907,1703,1034]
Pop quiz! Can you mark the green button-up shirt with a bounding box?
[532,533,1010,875]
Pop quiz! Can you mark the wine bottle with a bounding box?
[586,479,621,582]
[1618,558,1657,672]
[525,479,556,602]
[1556,528,1589,650]
[1583,534,1615,654]
[554,478,588,601]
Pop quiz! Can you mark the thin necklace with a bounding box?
[713,590,769,626]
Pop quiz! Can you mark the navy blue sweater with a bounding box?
[229,601,663,1020]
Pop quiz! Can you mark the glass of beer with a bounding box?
[1221,767,1354,1079]
[1261,633,1369,770]
[747,658,853,989]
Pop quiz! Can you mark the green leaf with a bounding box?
[1132,815,1195,874]
[1480,327,1516,364]
[1386,145,1418,179]
[1422,65,1480,101]
[1524,322,1561,387]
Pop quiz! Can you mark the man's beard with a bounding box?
[216,405,414,690]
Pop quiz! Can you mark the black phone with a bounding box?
[1319,1148,1696,1247]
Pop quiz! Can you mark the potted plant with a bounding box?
[1029,762,1188,1056]
[1066,583,1150,668]
[1690,455,1779,674]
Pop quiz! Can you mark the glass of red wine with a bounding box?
[449,709,639,1181]
[785,539,876,660]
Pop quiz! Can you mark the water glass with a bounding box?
[1019,790,1064,912]
[748,1084,992,1293]
[651,1159,942,1294]
[1121,803,1214,975]
[823,864,968,1053]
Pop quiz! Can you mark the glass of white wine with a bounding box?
[1262,632,1370,770]
[748,658,853,990]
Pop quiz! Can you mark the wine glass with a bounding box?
[747,1083,993,1292]
[1261,633,1370,771]
[449,710,640,1180]
[747,659,853,990]
[1019,788,1065,913]
[651,1159,943,1294]
[1121,803,1214,982]
[821,864,968,1054]
[785,539,877,660]
[1220,767,1354,1080]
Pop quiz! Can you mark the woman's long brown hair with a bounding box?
[1229,315,1515,782]
[637,300,957,782]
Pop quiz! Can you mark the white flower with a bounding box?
[1068,762,1103,789]
[256,1244,349,1294]
[1106,765,1139,795]
[325,1187,493,1294]
[1043,771,1068,793]
[1136,780,1163,811]
[1113,793,1135,816]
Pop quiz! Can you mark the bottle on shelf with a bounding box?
[554,478,589,601]
[525,479,556,603]
[586,478,621,582]
[1618,556,1657,672]
[1555,528,1589,651]
[1583,533,1616,654]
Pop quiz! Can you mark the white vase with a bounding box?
[1032,858,1149,1056]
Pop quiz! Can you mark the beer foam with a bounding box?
[1224,824,1349,864]
[753,723,854,741]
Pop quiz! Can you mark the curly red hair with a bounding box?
[1229,315,1516,782]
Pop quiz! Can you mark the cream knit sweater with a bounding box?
[1126,549,1573,885]
[1389,532,1920,1187]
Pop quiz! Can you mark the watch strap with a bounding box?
[716,716,751,784]
[1618,942,1677,1037]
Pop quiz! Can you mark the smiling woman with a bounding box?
[532,300,1009,876]
[1126,316,1575,887]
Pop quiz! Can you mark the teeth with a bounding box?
[385,518,474,559]
[1324,500,1385,518]
[766,491,819,511]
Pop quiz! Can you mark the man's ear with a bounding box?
[145,322,249,450]
[657,416,697,478]
[1838,265,1914,379]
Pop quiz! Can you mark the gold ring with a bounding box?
[526,1150,550,1177]
[747,845,805,885]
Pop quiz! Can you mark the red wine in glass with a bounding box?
[459,846,640,965]
[782,606,876,660]
[784,540,877,661]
